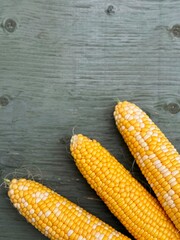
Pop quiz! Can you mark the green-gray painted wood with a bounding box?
[0,0,180,239]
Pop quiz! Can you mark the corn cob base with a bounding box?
[8,179,130,240]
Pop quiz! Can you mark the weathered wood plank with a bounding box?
[0,0,180,239]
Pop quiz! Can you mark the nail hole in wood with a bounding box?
[171,24,180,37]
[106,5,115,15]
[0,96,9,106]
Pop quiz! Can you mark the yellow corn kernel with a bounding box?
[8,178,130,240]
[114,101,180,231]
[70,134,180,240]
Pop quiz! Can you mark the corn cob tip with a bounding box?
[70,134,80,151]
[70,134,79,145]
[114,101,129,108]
[70,134,87,150]
[7,179,26,197]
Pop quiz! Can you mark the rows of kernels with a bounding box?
[114,101,180,231]
[70,134,180,240]
[8,179,130,240]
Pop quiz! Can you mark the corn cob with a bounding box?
[8,178,130,240]
[114,101,180,231]
[70,134,180,240]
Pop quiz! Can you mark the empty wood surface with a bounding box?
[0,0,180,239]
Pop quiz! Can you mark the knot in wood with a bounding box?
[167,103,180,114]
[3,18,17,33]
[171,24,180,37]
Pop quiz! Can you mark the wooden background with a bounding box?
[0,0,180,239]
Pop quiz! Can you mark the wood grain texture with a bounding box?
[0,0,179,239]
